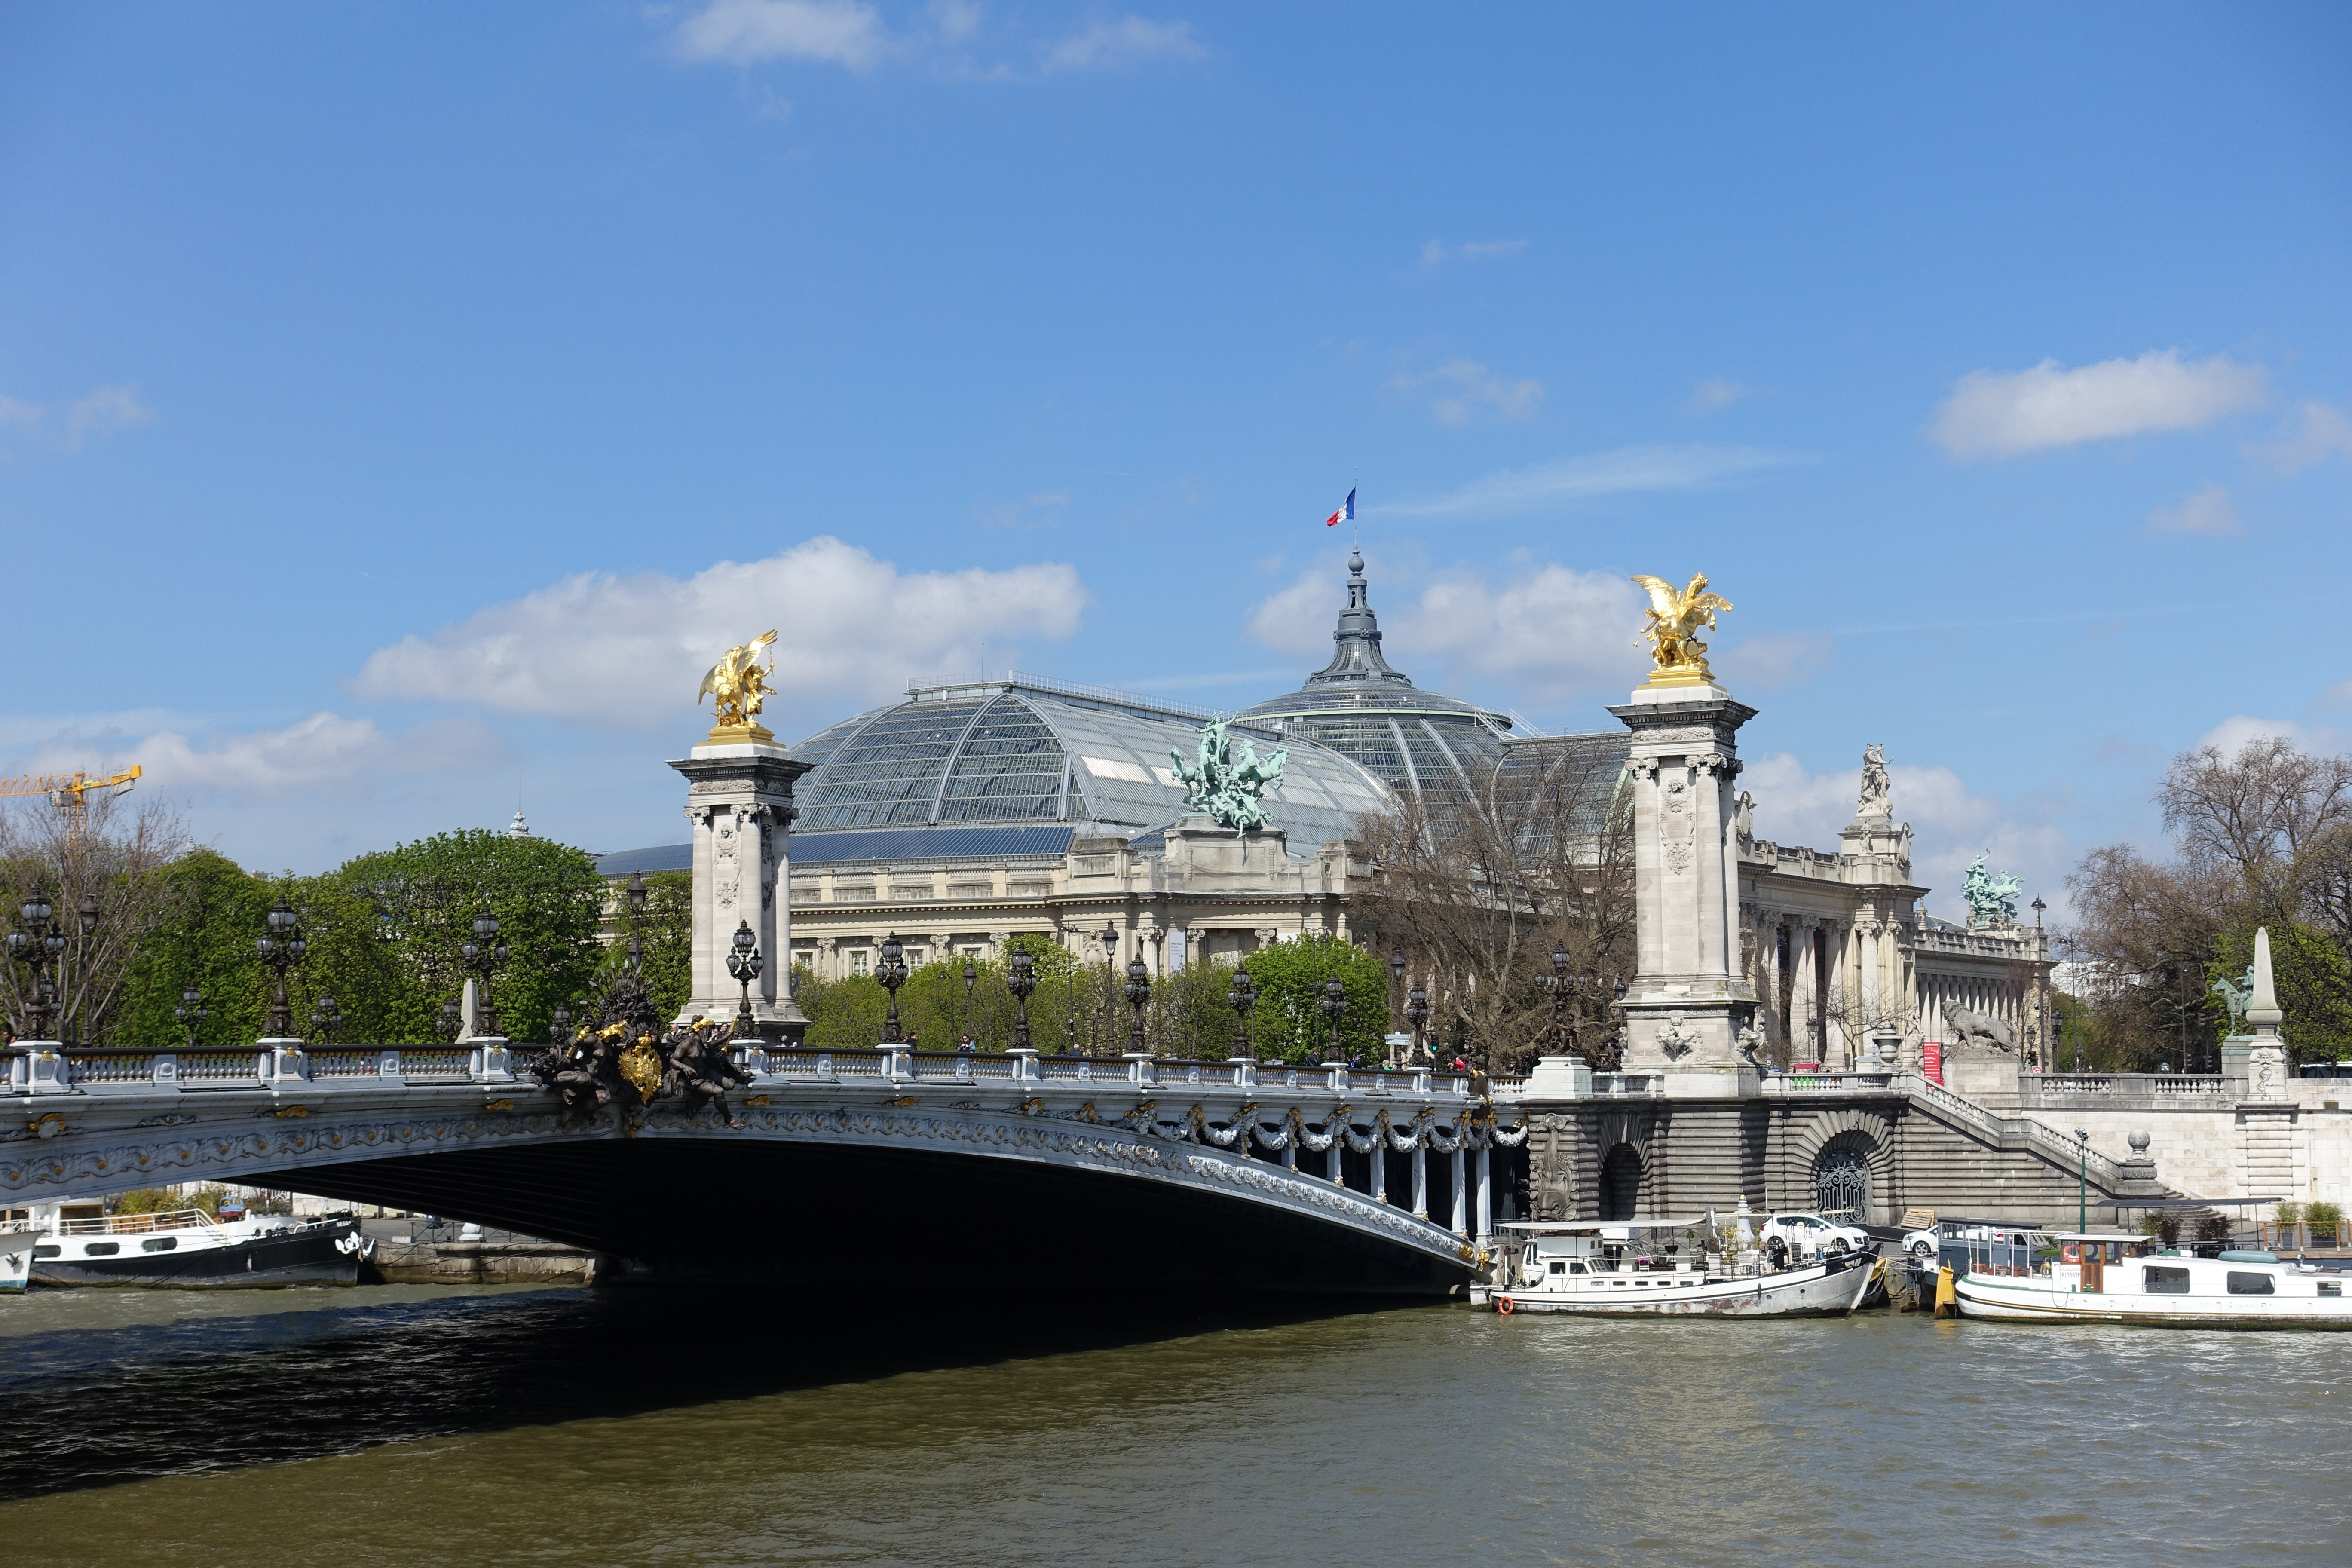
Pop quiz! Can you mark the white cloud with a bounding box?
[1930,349,2267,459]
[1388,359,1543,426]
[0,394,43,427]
[1742,750,2069,925]
[66,384,152,447]
[353,536,1090,733]
[2251,400,2352,474]
[1245,554,1648,704]
[1419,238,1526,266]
[1714,632,1834,691]
[11,713,495,801]
[2145,482,2239,536]
[1041,16,1204,73]
[2197,714,2352,757]
[1382,444,1804,518]
[671,0,886,67]
[1685,377,1749,414]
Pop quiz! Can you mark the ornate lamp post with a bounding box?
[1006,942,1038,1051]
[877,933,909,1044]
[962,957,977,1047]
[727,918,763,1039]
[175,983,208,1051]
[309,992,343,1045]
[6,886,64,1041]
[1097,922,1119,1052]
[1405,979,1430,1066]
[255,895,307,1039]
[1319,976,1348,1060]
[1124,954,1151,1055]
[461,905,509,1041]
[1228,967,1257,1059]
[441,995,464,1041]
[1388,949,1407,1062]
[625,870,649,971]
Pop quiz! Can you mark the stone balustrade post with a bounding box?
[1124,1051,1157,1087]
[152,1053,180,1088]
[263,1039,310,1084]
[1228,1056,1259,1089]
[882,1046,911,1081]
[1009,1047,1038,1082]
[1474,1145,1493,1243]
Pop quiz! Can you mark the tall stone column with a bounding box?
[1611,678,1761,1094]
[669,737,813,1040]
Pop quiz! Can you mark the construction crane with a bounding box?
[0,765,144,846]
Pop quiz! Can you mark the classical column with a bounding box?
[1372,1133,1389,1204]
[1611,677,1759,1092]
[1450,1144,1468,1234]
[1474,1145,1493,1243]
[1410,1139,1429,1218]
[670,736,813,1038]
[1325,1129,1343,1185]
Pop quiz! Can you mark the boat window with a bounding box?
[2226,1271,2276,1296]
[2321,1281,2343,1298]
[1569,1262,1588,1274]
[2143,1266,2190,1294]
[1548,1261,1566,1275]
[141,1237,178,1253]
[33,1245,59,1259]
[83,1241,120,1256]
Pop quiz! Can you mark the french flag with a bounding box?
[1324,487,1355,527]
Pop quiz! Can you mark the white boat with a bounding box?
[0,1226,34,1294]
[1491,1218,1879,1318]
[1953,1232,2352,1328]
[23,1207,369,1289]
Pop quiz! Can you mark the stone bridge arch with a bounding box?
[1777,1107,1899,1224]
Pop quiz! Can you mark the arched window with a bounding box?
[1813,1135,1873,1224]
[1599,1144,1642,1221]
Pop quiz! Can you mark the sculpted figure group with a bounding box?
[529,969,753,1125]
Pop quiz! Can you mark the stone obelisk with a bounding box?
[669,632,812,1041]
[1610,572,1760,1095]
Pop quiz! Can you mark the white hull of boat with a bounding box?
[1954,1273,2352,1329]
[1494,1255,1876,1318]
[0,1230,33,1295]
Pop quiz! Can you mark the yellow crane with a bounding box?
[0,764,144,845]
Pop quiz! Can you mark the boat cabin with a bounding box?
[1504,1218,1717,1281]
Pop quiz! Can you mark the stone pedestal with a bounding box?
[1609,679,1760,1096]
[669,738,814,1040]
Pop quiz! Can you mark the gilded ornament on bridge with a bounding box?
[1631,573,1733,686]
[617,1036,665,1104]
[698,629,778,743]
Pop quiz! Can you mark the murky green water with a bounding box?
[1,1283,2346,1566]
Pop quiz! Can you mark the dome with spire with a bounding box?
[1236,548,1515,799]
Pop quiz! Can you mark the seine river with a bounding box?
[2,1283,2347,1566]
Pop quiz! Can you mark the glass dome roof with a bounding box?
[1237,548,1516,799]
[787,676,1394,850]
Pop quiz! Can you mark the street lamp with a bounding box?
[727,919,763,1039]
[1536,945,1589,1063]
[877,933,909,1044]
[625,870,649,972]
[962,957,977,1048]
[1389,948,1407,1044]
[255,894,307,1039]
[1124,955,1151,1055]
[1228,966,1257,1059]
[6,886,64,1041]
[1404,979,1430,1065]
[175,983,208,1051]
[1006,942,1038,1051]
[309,992,343,1045]
[2076,1127,2090,1233]
[460,905,510,1041]
[1319,976,1348,1061]
[441,994,464,1041]
[1098,923,1119,1052]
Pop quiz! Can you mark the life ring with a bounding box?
[1497,1295,1515,1315]
[2060,1242,2082,1264]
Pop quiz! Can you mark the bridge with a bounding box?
[2,1039,1523,1294]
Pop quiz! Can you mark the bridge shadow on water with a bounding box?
[0,1287,1401,1503]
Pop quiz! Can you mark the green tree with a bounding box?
[1235,933,1392,1063]
[114,849,277,1047]
[2213,922,2352,1061]
[596,871,692,1025]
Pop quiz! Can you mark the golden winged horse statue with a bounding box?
[1630,573,1733,683]
[699,629,778,740]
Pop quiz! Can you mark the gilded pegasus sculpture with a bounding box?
[1630,573,1733,684]
[699,629,778,741]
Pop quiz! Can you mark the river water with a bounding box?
[1,1282,2346,1566]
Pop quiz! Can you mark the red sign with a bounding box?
[1923,1041,1943,1084]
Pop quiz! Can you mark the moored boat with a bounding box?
[0,1226,34,1294]
[1492,1218,1878,1318]
[1953,1232,2352,1328]
[26,1208,370,1289]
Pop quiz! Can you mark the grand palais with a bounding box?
[600,550,2051,1069]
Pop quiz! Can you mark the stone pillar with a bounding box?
[1372,1134,1388,1204]
[1326,1126,1343,1184]
[1611,680,1760,1094]
[1410,1140,1429,1218]
[669,737,813,1038]
[1450,1145,1467,1234]
[1474,1145,1493,1242]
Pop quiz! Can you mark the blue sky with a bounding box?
[3,2,2349,919]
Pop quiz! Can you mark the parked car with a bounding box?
[1761,1211,1871,1262]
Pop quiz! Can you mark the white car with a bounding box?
[1762,1211,1871,1262]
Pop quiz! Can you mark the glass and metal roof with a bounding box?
[1237,548,1518,799]
[783,675,1394,853]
